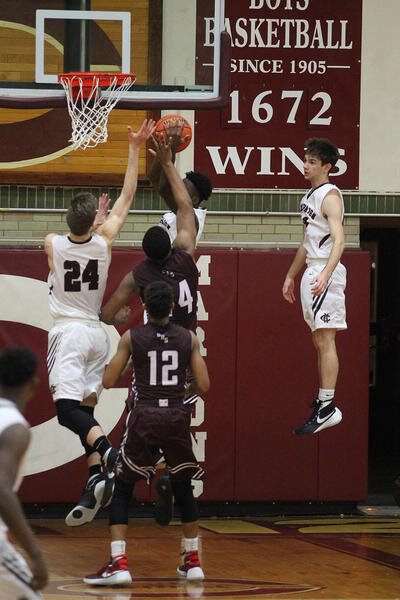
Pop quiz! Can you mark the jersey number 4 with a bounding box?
[64,260,99,292]
[178,279,193,313]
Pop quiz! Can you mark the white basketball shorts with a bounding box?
[0,539,43,599]
[47,321,110,402]
[300,261,347,332]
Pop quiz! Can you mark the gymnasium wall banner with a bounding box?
[195,0,362,189]
[0,247,369,503]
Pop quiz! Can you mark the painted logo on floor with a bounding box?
[44,576,321,597]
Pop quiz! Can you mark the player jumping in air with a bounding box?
[282,138,346,435]
[44,119,156,526]
[148,118,212,245]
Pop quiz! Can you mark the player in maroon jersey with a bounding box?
[100,134,200,525]
[100,134,198,331]
[83,281,210,586]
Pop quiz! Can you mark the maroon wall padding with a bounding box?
[235,250,370,501]
[0,247,369,503]
[318,251,370,501]
[235,250,319,501]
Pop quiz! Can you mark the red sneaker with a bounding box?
[83,555,132,586]
[177,550,204,580]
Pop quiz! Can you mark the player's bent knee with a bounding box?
[55,398,98,438]
[109,476,134,525]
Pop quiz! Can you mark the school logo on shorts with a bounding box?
[321,313,331,323]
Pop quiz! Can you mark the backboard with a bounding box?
[0,0,229,109]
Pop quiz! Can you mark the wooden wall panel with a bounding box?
[0,27,62,81]
[0,0,155,185]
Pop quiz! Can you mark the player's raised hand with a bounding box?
[163,118,190,152]
[282,276,296,303]
[93,193,111,230]
[128,119,156,146]
[149,134,173,166]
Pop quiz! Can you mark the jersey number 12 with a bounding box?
[148,350,178,386]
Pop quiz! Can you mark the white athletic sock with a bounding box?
[111,540,126,558]
[318,388,335,406]
[184,537,198,552]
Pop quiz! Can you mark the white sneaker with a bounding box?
[65,475,105,527]
[177,551,205,580]
[83,555,132,586]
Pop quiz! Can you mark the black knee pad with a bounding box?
[78,407,97,456]
[56,398,99,439]
[80,438,97,457]
[109,476,134,526]
[171,479,199,523]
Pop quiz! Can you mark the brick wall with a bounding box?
[0,209,360,248]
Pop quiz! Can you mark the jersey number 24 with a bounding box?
[64,259,99,292]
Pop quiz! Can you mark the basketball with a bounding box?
[154,114,192,153]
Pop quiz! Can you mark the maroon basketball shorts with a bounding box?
[115,404,204,484]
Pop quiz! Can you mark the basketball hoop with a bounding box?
[58,72,136,150]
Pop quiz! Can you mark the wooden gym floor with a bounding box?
[29,511,400,600]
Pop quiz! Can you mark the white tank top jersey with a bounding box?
[0,398,29,542]
[158,207,207,245]
[48,234,109,321]
[300,183,344,260]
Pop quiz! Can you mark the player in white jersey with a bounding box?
[147,119,212,244]
[0,347,48,599]
[282,138,346,435]
[44,119,156,527]
[159,205,207,246]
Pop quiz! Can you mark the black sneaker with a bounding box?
[65,473,105,526]
[294,400,342,435]
[154,475,173,526]
[392,475,400,507]
[101,447,118,507]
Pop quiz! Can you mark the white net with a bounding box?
[59,74,135,150]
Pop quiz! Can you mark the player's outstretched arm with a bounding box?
[148,119,188,212]
[97,119,156,247]
[149,135,196,257]
[188,332,210,395]
[100,272,138,325]
[0,426,48,591]
[103,330,132,388]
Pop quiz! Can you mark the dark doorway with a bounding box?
[361,219,400,503]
